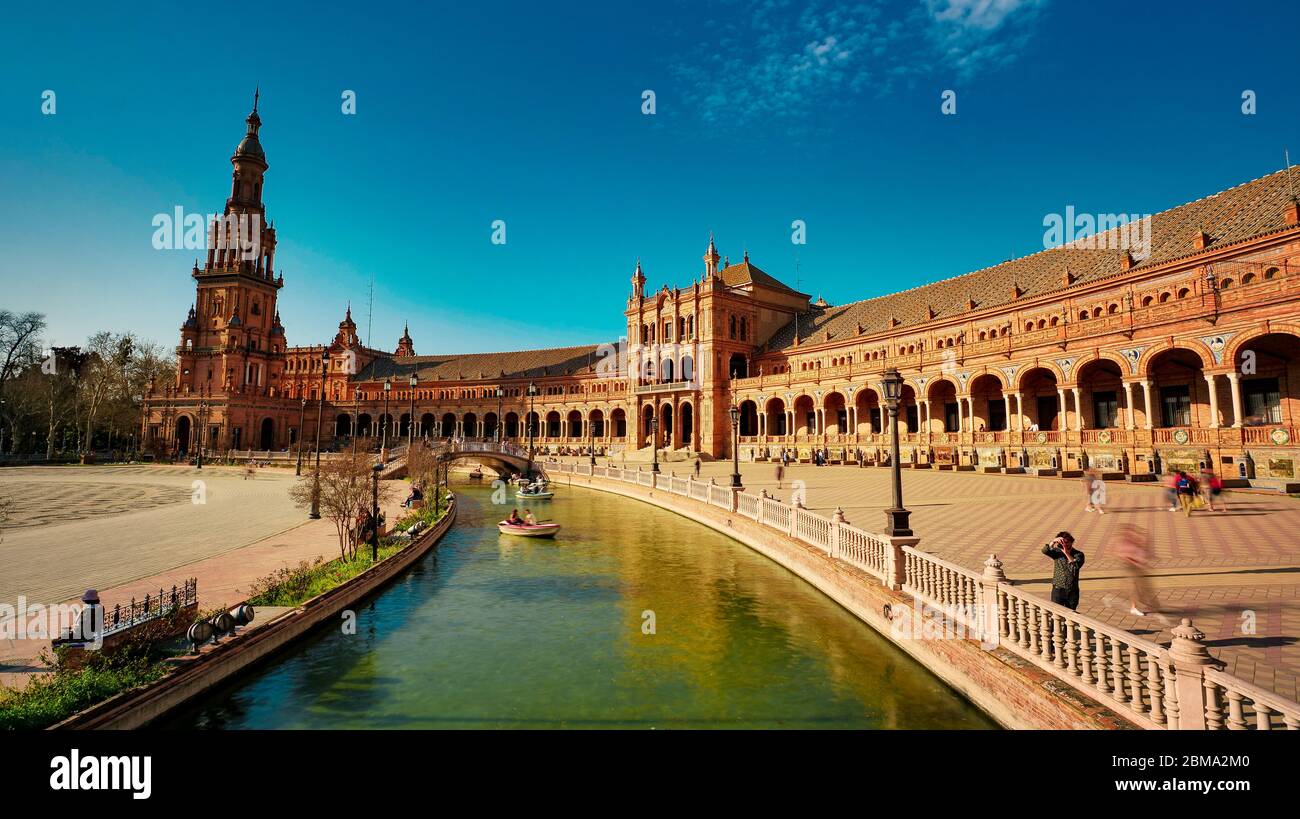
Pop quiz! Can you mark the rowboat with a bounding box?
[467,468,484,480]
[497,520,561,538]
[516,490,554,500]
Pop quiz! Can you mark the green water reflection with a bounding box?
[166,482,994,729]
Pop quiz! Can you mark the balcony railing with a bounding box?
[634,380,697,395]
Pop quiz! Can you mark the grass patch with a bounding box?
[0,619,185,731]
[246,501,450,608]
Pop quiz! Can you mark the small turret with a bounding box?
[704,233,720,277]
[631,258,646,300]
[395,322,416,357]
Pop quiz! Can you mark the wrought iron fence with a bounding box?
[102,578,198,637]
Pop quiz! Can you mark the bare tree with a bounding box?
[0,310,44,391]
[39,347,82,458]
[0,311,45,453]
[77,332,134,457]
[405,441,440,497]
[289,453,396,560]
[0,311,173,459]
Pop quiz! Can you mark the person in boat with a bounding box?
[524,509,537,525]
[505,508,523,525]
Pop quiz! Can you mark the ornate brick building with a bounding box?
[144,104,1300,489]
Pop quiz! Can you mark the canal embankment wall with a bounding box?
[51,500,459,730]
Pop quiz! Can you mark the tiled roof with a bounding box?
[720,259,807,296]
[766,167,1299,350]
[355,343,605,382]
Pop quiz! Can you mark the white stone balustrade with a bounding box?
[547,459,1300,729]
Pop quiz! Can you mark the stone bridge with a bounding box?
[382,441,541,480]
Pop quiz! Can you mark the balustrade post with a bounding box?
[790,498,802,540]
[981,555,1006,648]
[830,507,845,558]
[883,535,918,591]
[756,489,767,526]
[1168,618,1218,730]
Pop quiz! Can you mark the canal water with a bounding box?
[166,481,994,729]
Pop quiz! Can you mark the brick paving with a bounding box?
[560,455,1300,702]
[0,464,407,691]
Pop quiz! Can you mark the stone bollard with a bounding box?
[1168,617,1220,730]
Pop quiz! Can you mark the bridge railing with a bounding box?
[549,460,1300,730]
[426,439,530,462]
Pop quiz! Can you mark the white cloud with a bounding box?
[928,0,1040,30]
[671,0,1047,127]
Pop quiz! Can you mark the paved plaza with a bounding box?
[560,455,1300,702]
[0,464,405,689]
[4,458,1297,704]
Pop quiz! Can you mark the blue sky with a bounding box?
[2,0,1298,354]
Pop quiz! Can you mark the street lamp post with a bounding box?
[588,415,596,466]
[408,373,418,449]
[650,415,660,473]
[295,397,307,476]
[310,348,328,519]
[370,462,383,562]
[196,401,208,470]
[380,377,392,462]
[495,386,504,444]
[881,368,912,537]
[729,403,742,487]
[526,381,537,476]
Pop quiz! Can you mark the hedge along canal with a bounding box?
[165,481,994,729]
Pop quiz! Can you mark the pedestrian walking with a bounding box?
[1042,531,1084,610]
[1111,524,1170,622]
[1200,467,1223,512]
[774,461,785,489]
[1085,469,1107,514]
[1164,471,1180,512]
[1175,470,1198,516]
[694,457,701,478]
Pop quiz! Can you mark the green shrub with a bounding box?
[0,642,172,730]
[246,501,449,608]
